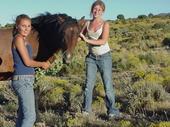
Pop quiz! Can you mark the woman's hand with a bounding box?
[80,33,88,42]
[77,37,82,42]
[42,61,50,70]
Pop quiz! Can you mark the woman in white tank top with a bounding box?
[80,0,122,119]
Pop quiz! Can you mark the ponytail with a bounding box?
[12,25,18,37]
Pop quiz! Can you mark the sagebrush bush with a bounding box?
[39,111,65,127]
[44,87,65,106]
[152,22,166,29]
[69,84,83,112]
[119,120,134,127]
[149,121,170,127]
[116,52,141,71]
[94,83,105,97]
[126,81,169,114]
[92,96,107,114]
[65,112,84,127]
[144,72,164,86]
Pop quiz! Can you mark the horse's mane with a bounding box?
[32,12,78,33]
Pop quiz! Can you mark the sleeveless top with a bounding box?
[86,21,110,55]
[12,44,35,75]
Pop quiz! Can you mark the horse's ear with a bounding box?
[78,16,86,26]
[80,16,85,20]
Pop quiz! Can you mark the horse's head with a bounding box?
[61,16,86,64]
[32,13,86,64]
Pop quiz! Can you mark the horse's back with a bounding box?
[0,28,13,80]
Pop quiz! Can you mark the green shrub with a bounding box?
[3,101,17,113]
[148,13,154,18]
[94,83,105,97]
[161,67,170,77]
[117,14,125,20]
[161,67,170,87]
[139,50,170,66]
[0,115,14,127]
[145,40,160,48]
[133,69,146,79]
[70,84,82,96]
[144,72,163,85]
[163,76,170,88]
[39,111,65,127]
[126,81,168,114]
[36,76,69,91]
[69,84,83,112]
[149,121,170,127]
[117,52,141,70]
[138,15,148,19]
[66,114,84,127]
[92,96,107,114]
[119,120,134,127]
[152,22,166,29]
[41,87,65,107]
[0,116,5,127]
[139,52,154,64]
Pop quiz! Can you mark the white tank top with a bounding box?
[86,21,110,55]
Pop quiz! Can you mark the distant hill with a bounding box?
[157,12,170,17]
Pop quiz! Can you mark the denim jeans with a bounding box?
[84,52,120,115]
[12,75,36,127]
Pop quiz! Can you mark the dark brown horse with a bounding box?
[0,13,85,80]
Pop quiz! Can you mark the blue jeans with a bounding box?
[84,52,120,115]
[12,75,36,127]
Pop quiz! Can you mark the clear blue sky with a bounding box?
[0,0,169,26]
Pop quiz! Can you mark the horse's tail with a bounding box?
[0,58,2,66]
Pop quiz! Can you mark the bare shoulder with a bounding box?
[103,21,110,31]
[13,35,25,48]
[103,21,109,27]
[14,35,24,43]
